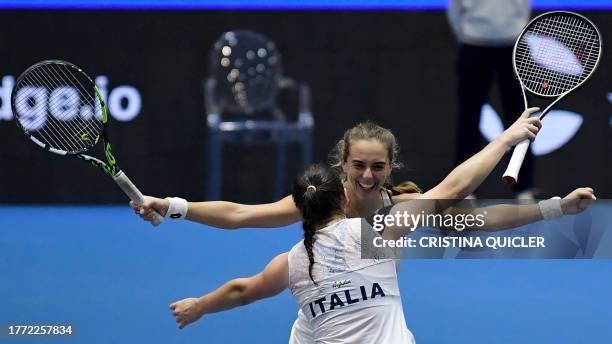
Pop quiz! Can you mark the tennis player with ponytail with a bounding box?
[169,164,419,343]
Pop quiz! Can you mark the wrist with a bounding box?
[196,296,208,316]
[493,134,512,150]
[164,197,188,219]
[539,197,564,220]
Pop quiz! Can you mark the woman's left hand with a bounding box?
[561,187,596,215]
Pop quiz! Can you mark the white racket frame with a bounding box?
[502,11,602,184]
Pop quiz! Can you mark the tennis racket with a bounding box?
[11,60,164,226]
[502,11,602,184]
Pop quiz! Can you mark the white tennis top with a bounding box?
[287,217,415,344]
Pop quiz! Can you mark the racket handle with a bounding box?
[502,139,531,185]
[113,170,164,226]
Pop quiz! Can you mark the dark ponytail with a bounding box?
[292,164,344,284]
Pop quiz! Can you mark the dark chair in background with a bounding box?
[205,30,314,200]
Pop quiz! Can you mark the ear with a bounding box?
[343,187,350,210]
[341,160,349,174]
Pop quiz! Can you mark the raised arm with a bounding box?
[424,107,541,200]
[382,108,542,239]
[169,252,289,329]
[131,195,301,229]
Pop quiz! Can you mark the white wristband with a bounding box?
[165,197,188,219]
[538,197,563,220]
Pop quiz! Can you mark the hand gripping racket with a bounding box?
[11,60,164,226]
[502,11,602,184]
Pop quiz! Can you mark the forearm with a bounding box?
[196,278,252,315]
[439,138,510,199]
[185,196,301,229]
[451,204,543,231]
[185,201,247,229]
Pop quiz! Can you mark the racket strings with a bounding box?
[17,72,91,151]
[19,72,87,153]
[14,63,103,153]
[518,19,595,95]
[21,71,93,152]
[533,17,598,84]
[17,65,100,135]
[43,64,103,143]
[28,64,101,136]
[515,14,600,96]
[525,17,598,92]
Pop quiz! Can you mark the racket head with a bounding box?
[513,11,602,98]
[11,60,107,155]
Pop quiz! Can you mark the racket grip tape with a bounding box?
[502,139,530,185]
[113,170,164,226]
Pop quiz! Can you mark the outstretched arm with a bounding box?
[131,195,301,229]
[443,187,596,231]
[169,253,289,329]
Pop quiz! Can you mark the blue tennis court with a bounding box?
[2,205,611,343]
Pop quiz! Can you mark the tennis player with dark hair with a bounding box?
[168,164,429,343]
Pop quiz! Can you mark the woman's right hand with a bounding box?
[130,196,170,223]
[497,107,542,147]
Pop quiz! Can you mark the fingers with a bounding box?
[574,187,595,199]
[170,303,184,328]
[176,316,187,329]
[526,116,542,128]
[132,206,155,220]
[521,116,541,141]
[129,201,139,211]
[170,309,189,329]
[142,210,159,221]
[565,187,597,201]
[130,195,166,223]
[525,128,537,141]
[579,187,596,200]
[522,107,540,118]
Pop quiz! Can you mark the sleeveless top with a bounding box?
[287,217,415,344]
[289,189,400,344]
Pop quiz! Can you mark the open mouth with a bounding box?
[357,181,377,191]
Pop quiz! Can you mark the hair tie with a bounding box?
[307,185,317,192]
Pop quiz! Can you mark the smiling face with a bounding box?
[341,139,392,199]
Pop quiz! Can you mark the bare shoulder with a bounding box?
[262,252,289,289]
[269,252,289,266]
[264,252,289,277]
